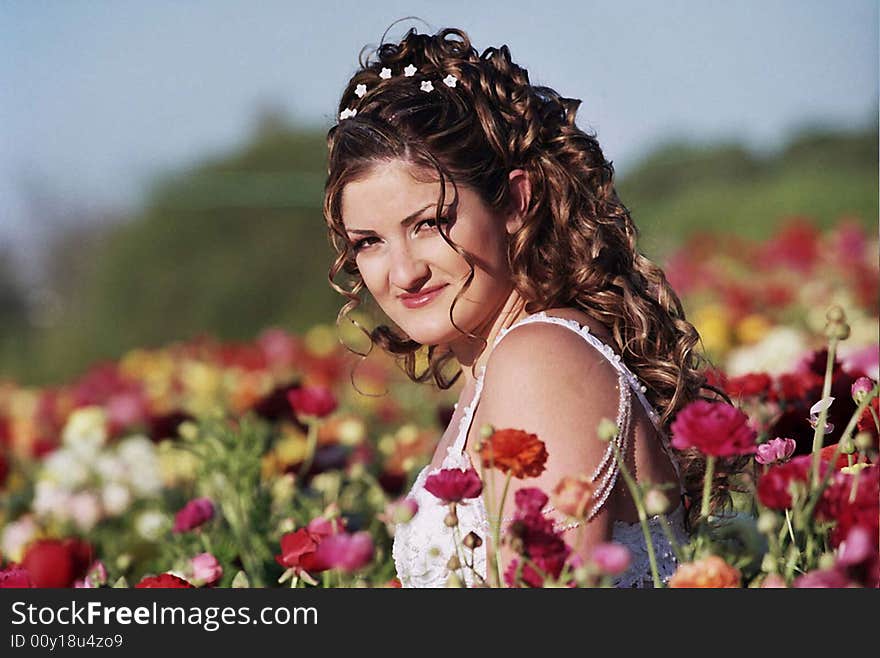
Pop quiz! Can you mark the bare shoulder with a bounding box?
[477,308,623,439]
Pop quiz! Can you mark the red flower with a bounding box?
[817,465,879,549]
[173,497,215,533]
[0,565,34,588]
[756,455,812,510]
[313,531,374,572]
[424,468,483,503]
[135,573,194,588]
[503,487,571,587]
[274,528,329,575]
[774,372,823,403]
[306,516,346,539]
[725,373,773,400]
[670,400,757,457]
[857,396,879,448]
[287,386,338,419]
[21,538,93,588]
[478,429,548,479]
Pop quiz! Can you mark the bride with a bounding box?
[322,25,719,587]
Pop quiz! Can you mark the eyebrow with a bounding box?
[346,203,448,235]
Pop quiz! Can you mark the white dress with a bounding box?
[391,311,690,588]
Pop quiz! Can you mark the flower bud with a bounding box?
[825,305,846,323]
[445,572,463,588]
[838,437,855,455]
[823,322,850,340]
[463,531,483,550]
[760,553,777,574]
[855,431,874,451]
[596,418,619,442]
[643,487,669,516]
[818,553,837,571]
[757,510,778,534]
[444,511,459,527]
[851,377,874,404]
[479,424,495,439]
[446,555,461,571]
[231,570,250,588]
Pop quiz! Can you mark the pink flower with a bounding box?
[190,552,223,586]
[424,468,483,503]
[670,400,758,457]
[74,560,107,588]
[851,376,875,403]
[755,437,797,465]
[286,386,338,419]
[313,531,374,572]
[590,542,631,576]
[514,487,549,515]
[173,497,215,533]
[837,525,876,568]
[0,565,34,588]
[792,569,855,588]
[306,515,346,539]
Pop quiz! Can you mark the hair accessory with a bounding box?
[337,64,460,122]
[403,63,417,77]
[442,74,458,88]
[379,67,392,79]
[420,80,434,93]
[354,83,367,98]
[339,107,357,120]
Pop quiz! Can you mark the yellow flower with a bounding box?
[691,304,731,355]
[735,313,772,345]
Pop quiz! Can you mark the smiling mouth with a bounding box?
[399,284,448,309]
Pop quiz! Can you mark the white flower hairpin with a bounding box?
[337,63,461,121]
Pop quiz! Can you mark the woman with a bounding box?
[323,26,720,587]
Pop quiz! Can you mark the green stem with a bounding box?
[610,440,662,588]
[810,337,838,488]
[700,456,716,521]
[803,382,879,519]
[298,418,320,481]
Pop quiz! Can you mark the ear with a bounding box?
[506,168,531,235]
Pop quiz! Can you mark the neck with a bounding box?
[449,286,531,387]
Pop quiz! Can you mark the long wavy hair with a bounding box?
[322,26,737,520]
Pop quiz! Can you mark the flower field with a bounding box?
[0,217,877,588]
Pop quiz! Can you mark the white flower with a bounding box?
[442,74,458,88]
[354,83,367,98]
[42,449,90,489]
[420,80,434,93]
[69,492,102,532]
[403,63,417,77]
[379,67,392,79]
[61,406,107,457]
[808,396,835,434]
[102,482,132,515]
[1,515,38,563]
[136,510,170,541]
[339,107,357,120]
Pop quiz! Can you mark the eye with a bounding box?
[351,236,379,253]
[417,216,449,232]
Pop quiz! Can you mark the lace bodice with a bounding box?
[391,311,690,588]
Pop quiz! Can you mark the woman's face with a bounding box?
[341,159,517,346]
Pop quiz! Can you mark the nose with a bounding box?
[388,243,431,293]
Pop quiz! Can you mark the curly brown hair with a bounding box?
[322,26,735,519]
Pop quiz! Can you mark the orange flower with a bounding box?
[478,428,547,479]
[551,475,594,518]
[668,555,741,588]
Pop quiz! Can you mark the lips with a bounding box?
[399,284,448,309]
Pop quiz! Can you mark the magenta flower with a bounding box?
[314,531,374,572]
[190,552,223,586]
[670,400,758,457]
[424,468,483,503]
[173,497,215,533]
[306,515,345,539]
[590,542,631,576]
[836,525,876,568]
[851,376,874,403]
[286,386,338,419]
[793,568,854,588]
[0,565,33,588]
[755,437,797,465]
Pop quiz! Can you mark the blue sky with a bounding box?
[1,0,876,267]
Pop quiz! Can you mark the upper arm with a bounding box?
[474,323,625,574]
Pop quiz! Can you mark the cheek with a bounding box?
[356,258,385,294]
